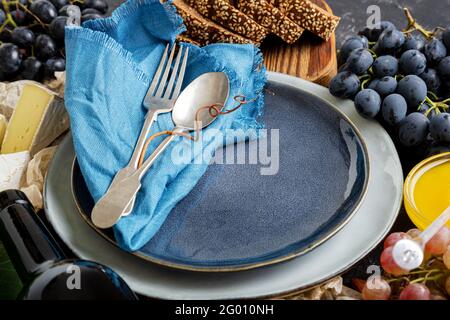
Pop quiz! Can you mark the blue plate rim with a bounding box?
[71,79,371,272]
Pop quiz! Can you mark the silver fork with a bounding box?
[91,43,189,227]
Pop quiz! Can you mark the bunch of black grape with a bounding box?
[329,10,450,158]
[0,0,108,82]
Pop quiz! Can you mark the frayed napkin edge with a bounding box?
[83,0,186,39]
[65,26,152,84]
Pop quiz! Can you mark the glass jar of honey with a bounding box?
[404,152,450,230]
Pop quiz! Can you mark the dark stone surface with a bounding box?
[328,0,450,47]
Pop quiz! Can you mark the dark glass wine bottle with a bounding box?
[0,190,138,300]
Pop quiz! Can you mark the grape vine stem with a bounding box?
[402,8,435,40]
[0,0,18,32]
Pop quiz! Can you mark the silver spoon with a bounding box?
[91,72,230,229]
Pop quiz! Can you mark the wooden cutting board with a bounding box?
[261,0,337,86]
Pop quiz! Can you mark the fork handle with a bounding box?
[91,173,142,229]
[128,109,160,169]
[101,109,159,217]
[91,130,183,228]
[135,127,187,180]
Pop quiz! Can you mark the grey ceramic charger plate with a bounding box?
[44,73,403,299]
[70,77,369,272]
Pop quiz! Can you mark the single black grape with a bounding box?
[0,9,5,25]
[429,112,450,143]
[438,56,450,80]
[419,68,441,93]
[402,34,425,52]
[359,21,395,42]
[10,9,27,25]
[83,0,108,14]
[0,24,13,42]
[372,76,397,98]
[338,36,368,65]
[399,49,427,75]
[354,89,381,118]
[29,0,58,24]
[368,79,379,90]
[34,34,57,60]
[398,112,430,146]
[0,43,22,74]
[397,75,428,109]
[381,93,407,126]
[424,38,447,65]
[44,57,65,73]
[49,16,68,41]
[329,71,360,99]
[82,13,102,22]
[345,48,373,75]
[374,28,405,54]
[50,0,69,10]
[372,55,398,78]
[20,57,43,80]
[11,27,35,48]
[443,28,450,51]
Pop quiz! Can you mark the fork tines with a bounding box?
[145,43,189,104]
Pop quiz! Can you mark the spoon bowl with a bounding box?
[172,72,229,129]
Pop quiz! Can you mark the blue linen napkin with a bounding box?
[64,0,266,251]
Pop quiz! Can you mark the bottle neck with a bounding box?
[0,200,65,284]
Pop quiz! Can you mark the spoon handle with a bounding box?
[418,206,450,245]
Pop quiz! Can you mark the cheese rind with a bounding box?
[0,114,7,146]
[1,81,69,156]
[0,151,30,191]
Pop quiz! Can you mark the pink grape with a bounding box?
[399,283,430,300]
[384,232,411,249]
[406,228,421,239]
[444,247,450,270]
[425,227,450,255]
[362,278,391,300]
[380,246,407,276]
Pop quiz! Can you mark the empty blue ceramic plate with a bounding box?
[72,80,369,271]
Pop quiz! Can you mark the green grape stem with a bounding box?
[359,74,372,90]
[367,48,377,58]
[421,96,450,116]
[0,0,18,32]
[402,8,436,40]
[360,78,371,90]
[387,268,447,285]
[410,272,446,284]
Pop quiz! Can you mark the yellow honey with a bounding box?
[404,152,450,230]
